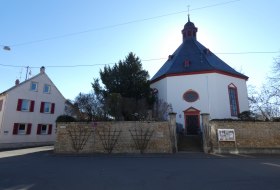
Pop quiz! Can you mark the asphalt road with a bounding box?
[0,147,280,190]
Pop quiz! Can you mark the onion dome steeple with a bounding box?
[181,14,198,41]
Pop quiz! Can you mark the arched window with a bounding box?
[228,84,239,116]
[183,90,199,103]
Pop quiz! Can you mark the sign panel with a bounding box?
[217,129,235,141]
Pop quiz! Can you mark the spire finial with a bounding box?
[187,5,190,22]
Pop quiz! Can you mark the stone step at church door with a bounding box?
[177,135,203,152]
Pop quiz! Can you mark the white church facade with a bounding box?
[150,16,249,135]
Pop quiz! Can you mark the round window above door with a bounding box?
[183,90,199,102]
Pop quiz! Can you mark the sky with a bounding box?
[1,0,280,100]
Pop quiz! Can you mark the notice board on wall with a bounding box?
[217,129,236,141]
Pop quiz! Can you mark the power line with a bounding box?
[215,51,280,55]
[0,58,166,69]
[190,0,240,11]
[10,0,241,47]
[0,50,279,69]
[0,64,23,68]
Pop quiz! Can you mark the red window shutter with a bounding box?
[13,123,19,135]
[40,102,45,113]
[37,124,42,135]
[17,99,22,111]
[30,100,35,112]
[48,124,53,134]
[26,123,32,135]
[51,103,55,114]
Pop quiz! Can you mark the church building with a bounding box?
[150,16,249,135]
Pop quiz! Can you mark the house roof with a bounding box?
[0,68,66,100]
[1,74,37,96]
[150,19,248,83]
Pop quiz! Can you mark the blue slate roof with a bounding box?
[151,39,248,82]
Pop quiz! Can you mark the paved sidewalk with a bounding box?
[0,146,53,158]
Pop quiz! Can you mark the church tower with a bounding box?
[181,15,198,41]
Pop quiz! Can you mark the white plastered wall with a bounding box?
[151,73,249,128]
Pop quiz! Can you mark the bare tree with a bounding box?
[247,55,280,120]
[152,98,172,121]
[269,56,280,107]
[70,92,105,121]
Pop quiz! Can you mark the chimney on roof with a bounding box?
[15,79,20,86]
[40,66,45,74]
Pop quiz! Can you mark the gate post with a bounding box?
[201,113,210,153]
[169,112,177,153]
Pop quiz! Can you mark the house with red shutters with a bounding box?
[0,66,65,149]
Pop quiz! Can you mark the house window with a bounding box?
[37,124,52,135]
[41,125,48,134]
[228,84,239,116]
[30,82,38,91]
[18,124,27,134]
[40,102,55,114]
[0,99,3,112]
[22,100,30,111]
[44,102,51,113]
[43,84,51,94]
[17,99,35,112]
[183,90,199,102]
[13,123,32,135]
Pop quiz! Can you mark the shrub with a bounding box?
[272,117,280,122]
[56,115,77,122]
[238,111,255,121]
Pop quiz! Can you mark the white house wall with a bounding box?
[0,95,7,131]
[0,73,65,146]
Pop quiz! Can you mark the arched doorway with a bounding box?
[184,107,200,135]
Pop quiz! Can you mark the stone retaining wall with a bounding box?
[201,115,280,154]
[54,120,174,154]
